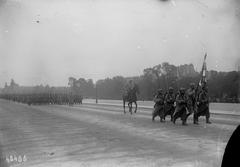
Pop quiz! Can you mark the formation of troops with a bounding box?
[152,82,211,125]
[1,79,211,126]
[0,93,83,105]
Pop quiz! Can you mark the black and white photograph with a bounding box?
[0,0,239,166]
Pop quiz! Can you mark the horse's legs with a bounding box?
[134,101,137,113]
[130,102,133,114]
[128,102,132,114]
[123,100,126,114]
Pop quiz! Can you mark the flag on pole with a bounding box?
[199,53,207,86]
[194,53,208,102]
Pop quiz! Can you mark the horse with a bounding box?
[123,84,139,114]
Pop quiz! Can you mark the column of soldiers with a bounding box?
[0,93,83,106]
[152,83,211,125]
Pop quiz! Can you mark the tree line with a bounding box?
[96,62,239,103]
[1,62,239,103]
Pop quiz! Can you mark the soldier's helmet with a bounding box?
[190,83,195,88]
[168,87,173,93]
[157,89,163,94]
[180,87,185,94]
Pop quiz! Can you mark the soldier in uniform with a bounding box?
[127,80,134,94]
[152,89,165,122]
[123,80,133,99]
[195,85,211,124]
[186,83,197,124]
[163,87,175,121]
[172,87,188,125]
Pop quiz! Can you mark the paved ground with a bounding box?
[0,99,239,167]
[83,99,240,115]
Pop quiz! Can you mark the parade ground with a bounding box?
[0,99,239,167]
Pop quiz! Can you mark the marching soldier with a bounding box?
[172,88,188,125]
[186,83,197,124]
[152,89,165,122]
[164,87,175,121]
[195,85,211,124]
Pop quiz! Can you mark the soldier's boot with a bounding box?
[182,122,187,126]
[172,116,176,124]
[193,115,199,125]
[182,115,188,125]
[152,112,156,122]
[194,119,199,125]
[160,116,165,123]
[182,119,187,126]
[160,112,165,122]
[206,117,212,124]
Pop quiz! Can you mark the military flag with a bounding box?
[199,53,207,86]
[195,53,208,100]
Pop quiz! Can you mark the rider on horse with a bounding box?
[123,80,139,114]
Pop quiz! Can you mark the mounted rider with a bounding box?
[172,87,188,125]
[127,80,134,97]
[123,80,139,114]
[164,87,175,121]
[152,89,165,122]
[124,80,138,101]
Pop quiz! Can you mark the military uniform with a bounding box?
[152,89,165,122]
[195,87,211,124]
[164,87,175,121]
[172,88,188,125]
[186,83,197,123]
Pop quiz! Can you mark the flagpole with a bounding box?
[195,53,207,100]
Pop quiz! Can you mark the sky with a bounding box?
[0,0,240,87]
